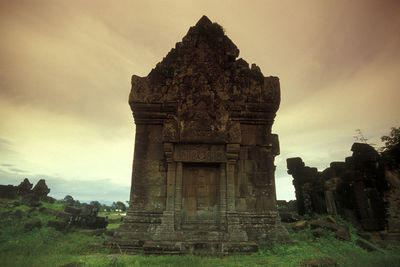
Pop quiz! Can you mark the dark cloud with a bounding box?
[0,163,13,167]
[0,137,17,155]
[9,168,26,173]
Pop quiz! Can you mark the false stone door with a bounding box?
[182,164,220,229]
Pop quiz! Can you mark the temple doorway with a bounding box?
[182,163,220,229]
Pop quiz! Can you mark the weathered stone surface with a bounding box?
[326,215,336,224]
[279,211,300,223]
[39,207,54,215]
[23,194,41,207]
[41,196,56,203]
[48,219,67,231]
[0,178,53,203]
[335,228,351,241]
[356,239,378,252]
[0,211,12,219]
[287,158,325,215]
[300,257,337,267]
[58,262,83,267]
[28,207,37,213]
[287,143,391,232]
[57,211,73,221]
[78,229,106,236]
[384,169,400,232]
[56,205,107,230]
[16,178,33,196]
[32,179,50,199]
[65,205,82,216]
[105,229,115,236]
[108,15,288,254]
[293,220,308,230]
[25,218,41,230]
[0,185,17,199]
[310,220,341,232]
[14,209,25,219]
[312,228,324,238]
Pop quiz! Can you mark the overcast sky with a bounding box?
[1,0,399,204]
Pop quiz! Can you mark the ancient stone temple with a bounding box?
[108,16,289,254]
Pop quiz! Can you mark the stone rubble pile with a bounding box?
[285,142,400,247]
[48,204,107,231]
[0,178,54,206]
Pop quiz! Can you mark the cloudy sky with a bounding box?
[1,0,399,204]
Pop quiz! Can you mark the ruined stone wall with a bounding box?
[287,143,396,232]
[384,169,400,232]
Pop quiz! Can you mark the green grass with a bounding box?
[1,200,400,267]
[98,211,124,229]
[98,211,124,220]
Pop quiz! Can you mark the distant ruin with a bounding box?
[287,143,400,234]
[108,16,289,254]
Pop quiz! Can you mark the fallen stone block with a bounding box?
[326,215,337,224]
[14,210,25,219]
[301,257,336,267]
[335,228,351,241]
[48,219,67,231]
[25,218,41,230]
[293,220,308,230]
[312,228,324,238]
[280,211,300,223]
[64,205,82,216]
[356,239,378,252]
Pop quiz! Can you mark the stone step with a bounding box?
[177,230,225,241]
[142,241,258,255]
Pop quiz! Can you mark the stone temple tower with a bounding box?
[108,16,289,254]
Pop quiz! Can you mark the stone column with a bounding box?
[219,162,227,231]
[164,143,176,211]
[154,143,176,240]
[226,144,248,242]
[226,144,239,211]
[325,190,338,215]
[174,161,183,229]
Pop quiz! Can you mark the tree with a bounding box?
[116,201,127,212]
[63,195,75,205]
[90,201,101,211]
[100,204,111,212]
[353,129,368,143]
[380,126,400,169]
[111,201,126,212]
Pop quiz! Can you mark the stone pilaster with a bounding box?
[226,144,248,242]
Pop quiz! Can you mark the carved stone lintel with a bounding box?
[174,144,226,162]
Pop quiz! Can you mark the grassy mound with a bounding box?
[1,199,399,266]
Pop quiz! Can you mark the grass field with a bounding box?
[1,199,399,266]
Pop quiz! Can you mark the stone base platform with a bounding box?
[106,240,258,255]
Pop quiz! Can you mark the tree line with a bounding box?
[59,195,127,212]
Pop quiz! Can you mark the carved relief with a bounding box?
[162,118,179,142]
[174,144,226,162]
